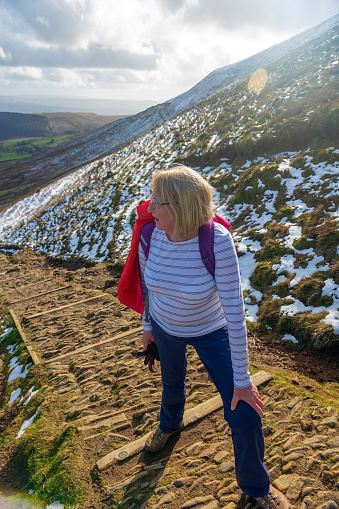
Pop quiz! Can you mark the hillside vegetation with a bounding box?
[0,112,126,142]
[0,112,127,210]
[0,112,50,141]
[0,22,338,352]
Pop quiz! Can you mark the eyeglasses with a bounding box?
[149,196,169,207]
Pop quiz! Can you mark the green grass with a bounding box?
[0,305,90,508]
[0,135,71,162]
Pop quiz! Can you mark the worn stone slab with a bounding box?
[96,370,272,471]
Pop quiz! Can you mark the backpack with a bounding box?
[117,200,231,315]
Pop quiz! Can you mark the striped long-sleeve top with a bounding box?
[138,222,251,388]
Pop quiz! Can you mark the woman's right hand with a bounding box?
[142,330,155,351]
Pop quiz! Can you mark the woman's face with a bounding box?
[148,193,175,239]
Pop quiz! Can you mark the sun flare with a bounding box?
[247,68,268,93]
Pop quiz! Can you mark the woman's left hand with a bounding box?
[231,383,264,418]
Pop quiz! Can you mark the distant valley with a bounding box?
[0,111,126,210]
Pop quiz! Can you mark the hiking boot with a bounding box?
[144,426,176,453]
[255,487,289,509]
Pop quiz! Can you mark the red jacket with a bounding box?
[117,200,153,314]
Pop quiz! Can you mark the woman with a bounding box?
[138,165,289,509]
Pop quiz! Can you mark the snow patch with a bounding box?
[16,406,41,439]
[282,334,298,344]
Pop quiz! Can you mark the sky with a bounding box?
[0,0,338,105]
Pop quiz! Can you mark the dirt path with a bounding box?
[0,250,338,509]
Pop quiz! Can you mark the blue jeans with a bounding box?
[151,318,270,498]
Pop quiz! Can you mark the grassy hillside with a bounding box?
[0,112,126,143]
[45,112,127,137]
[0,112,50,141]
[0,112,127,211]
[0,23,338,351]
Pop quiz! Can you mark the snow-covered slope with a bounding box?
[0,15,338,350]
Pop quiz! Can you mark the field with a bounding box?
[0,135,71,162]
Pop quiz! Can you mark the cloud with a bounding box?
[0,46,12,62]
[0,42,158,70]
[181,0,339,33]
[0,66,43,81]
[0,0,337,102]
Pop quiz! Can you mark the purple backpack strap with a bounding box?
[140,221,156,259]
[198,220,215,278]
[198,215,231,278]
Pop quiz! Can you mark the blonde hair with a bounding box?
[151,164,215,241]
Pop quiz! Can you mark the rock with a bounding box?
[186,441,204,455]
[273,474,300,492]
[302,488,315,498]
[118,496,135,507]
[198,502,218,509]
[268,465,281,480]
[328,437,339,448]
[181,496,215,508]
[106,471,148,494]
[217,481,239,497]
[303,435,327,446]
[282,452,304,465]
[267,454,281,465]
[300,417,313,432]
[286,477,306,503]
[306,457,322,471]
[287,397,299,409]
[173,478,194,488]
[155,491,176,507]
[321,448,339,460]
[42,349,59,358]
[220,503,236,509]
[291,401,304,415]
[263,425,273,436]
[216,422,227,432]
[316,502,338,509]
[282,461,297,474]
[320,416,338,428]
[189,476,209,493]
[317,491,339,505]
[65,406,81,420]
[218,462,235,473]
[154,485,171,495]
[218,494,239,503]
[283,433,302,451]
[203,431,218,441]
[198,443,221,459]
[213,451,229,464]
[320,470,335,483]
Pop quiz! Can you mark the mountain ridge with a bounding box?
[0,13,338,213]
[0,13,338,353]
